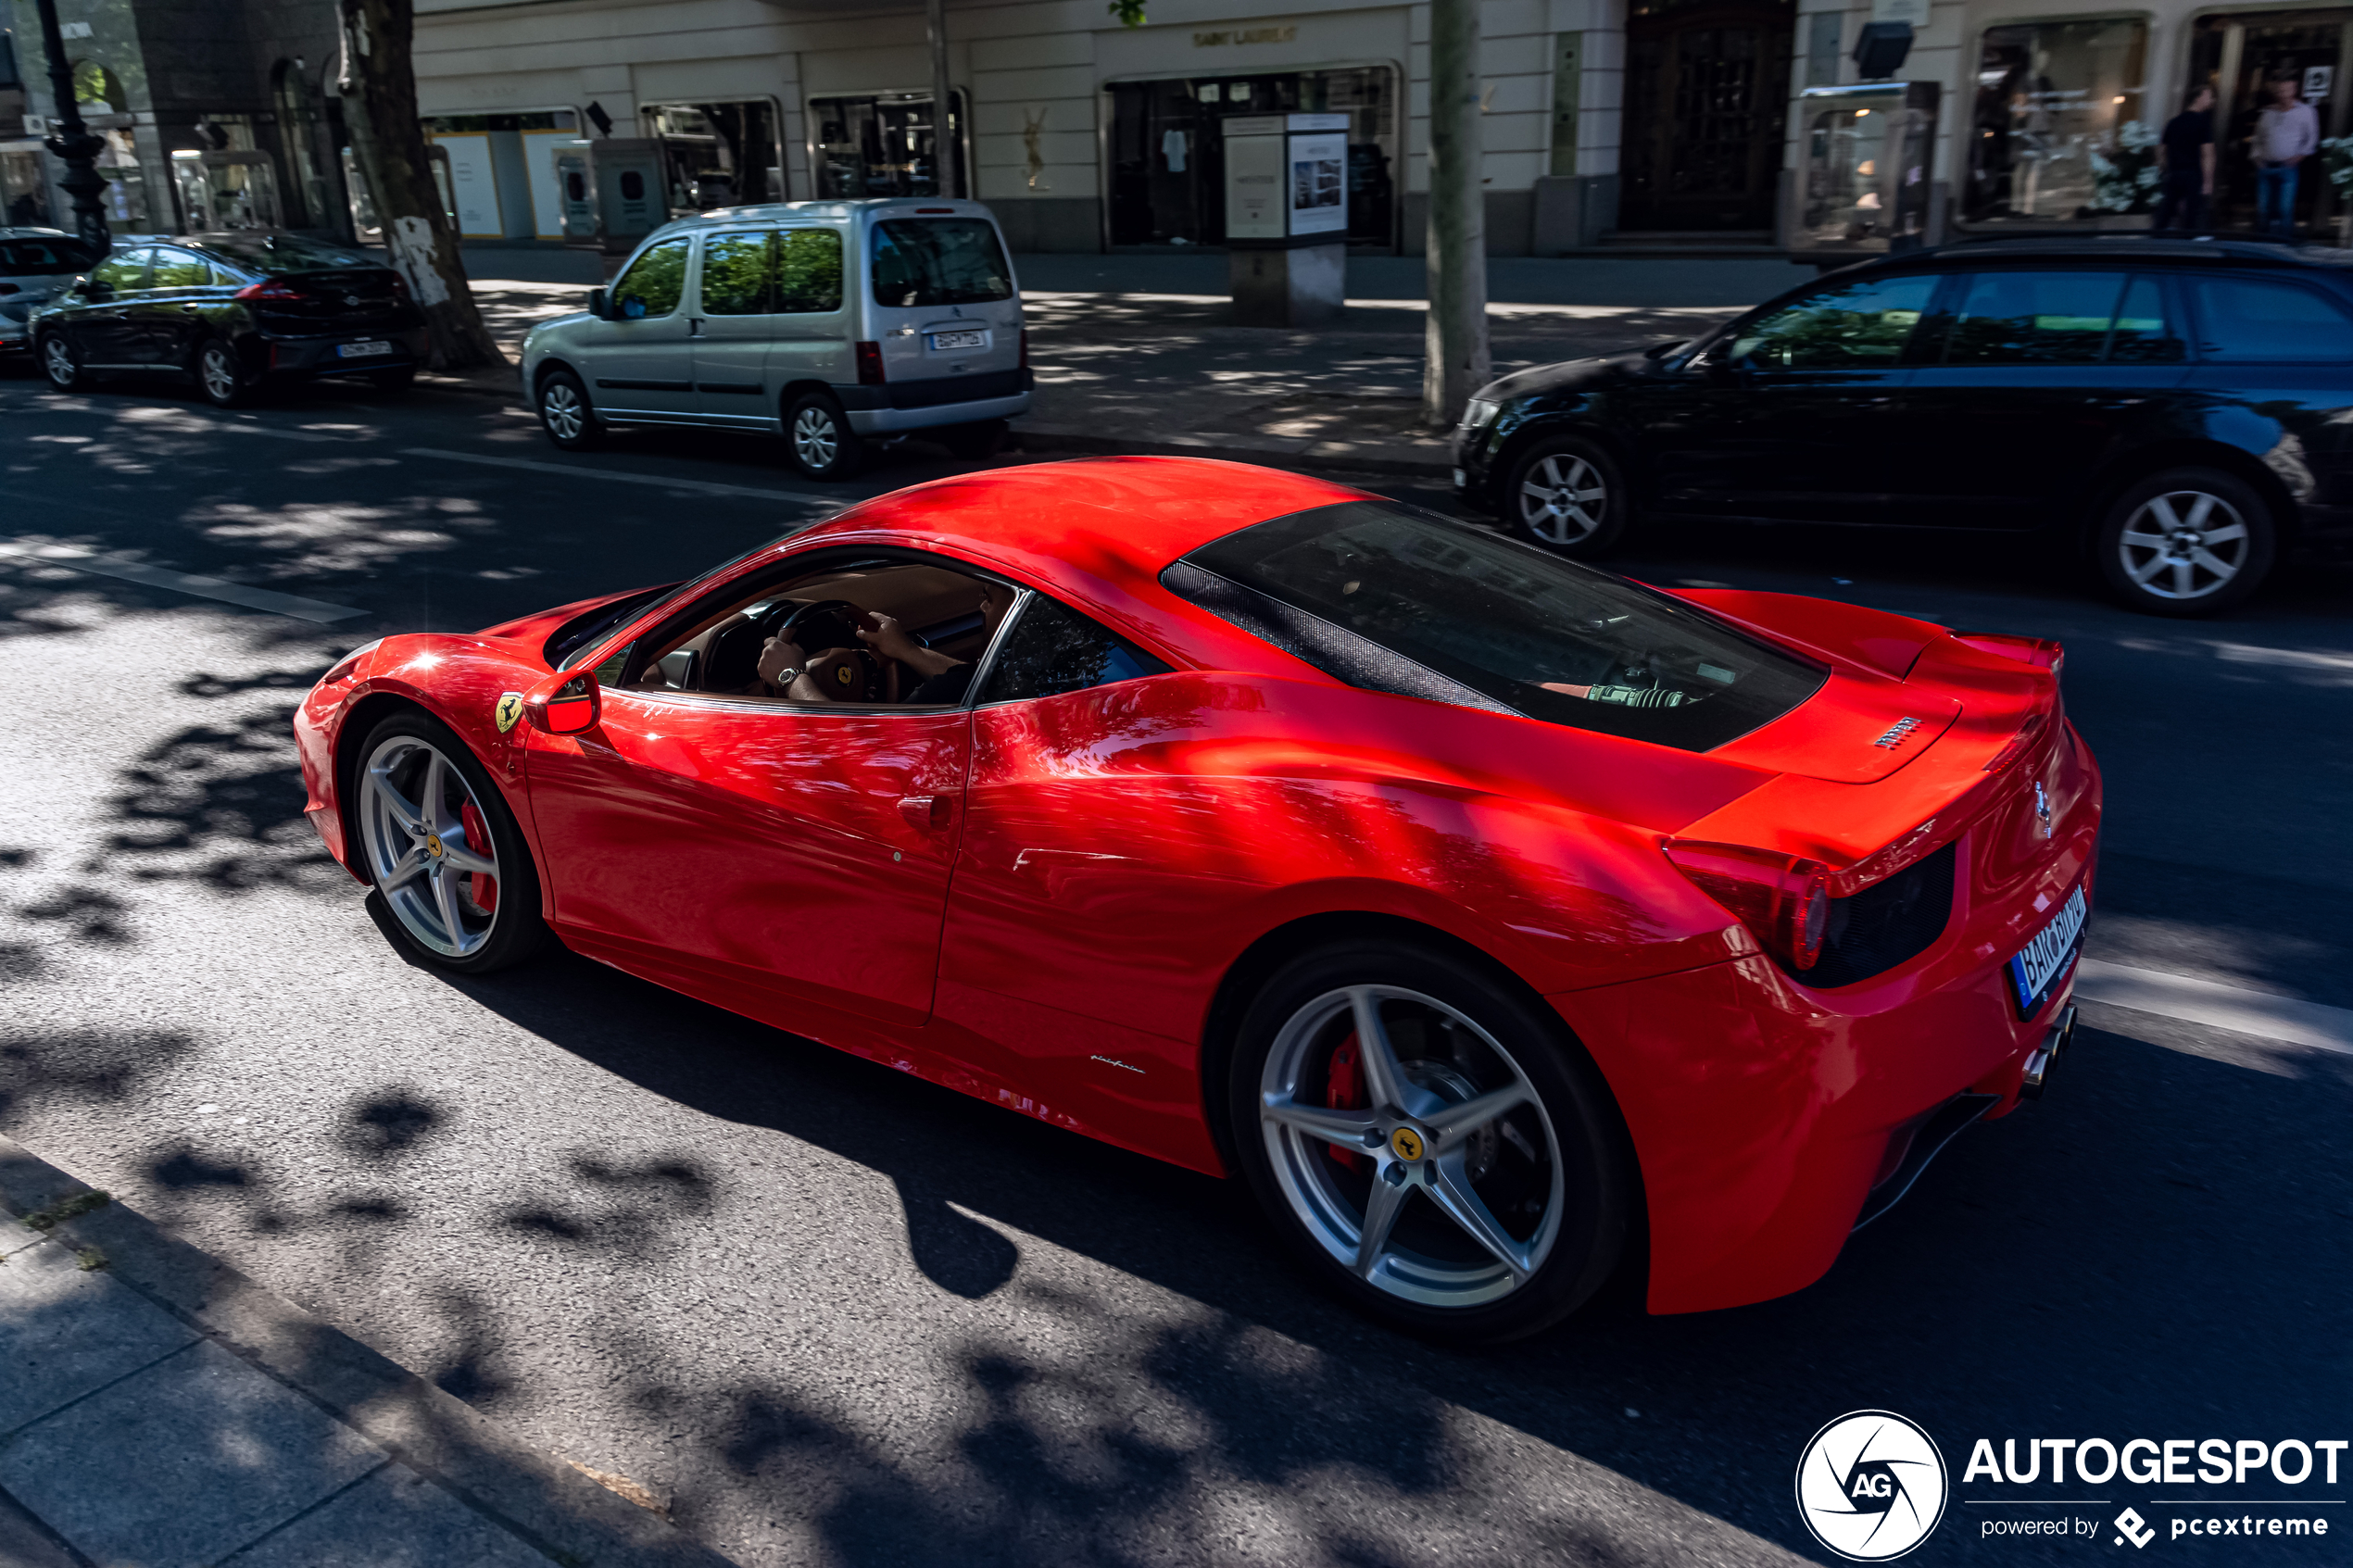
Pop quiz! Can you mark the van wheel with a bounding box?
[537,368,602,451]
[2095,467,2276,617]
[785,391,865,481]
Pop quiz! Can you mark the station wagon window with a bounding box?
[871,219,1012,307]
[1728,274,1938,369]
[2106,275,2184,363]
[776,229,843,313]
[2183,275,2353,362]
[1941,270,2151,365]
[612,237,690,319]
[978,596,1170,705]
[698,232,771,315]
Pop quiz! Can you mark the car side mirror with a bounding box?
[525,670,601,734]
[81,280,112,301]
[585,286,607,319]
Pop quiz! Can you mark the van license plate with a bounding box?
[926,329,987,352]
[336,341,393,359]
[2006,883,2087,1018]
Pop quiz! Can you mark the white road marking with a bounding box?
[0,539,366,624]
[2075,959,2353,1056]
[401,447,842,505]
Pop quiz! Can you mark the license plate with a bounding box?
[2007,883,2087,1017]
[336,340,393,359]
[926,329,987,352]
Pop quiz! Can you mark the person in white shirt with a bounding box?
[2255,76,2321,240]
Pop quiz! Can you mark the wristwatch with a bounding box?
[764,664,805,696]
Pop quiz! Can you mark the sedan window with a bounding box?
[611,237,690,319]
[1943,270,2130,365]
[1728,274,1938,369]
[150,249,212,289]
[978,596,1169,705]
[89,247,152,292]
[2183,275,2353,362]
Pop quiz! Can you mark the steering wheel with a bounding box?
[772,598,887,702]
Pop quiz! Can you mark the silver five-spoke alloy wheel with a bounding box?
[359,735,501,959]
[198,344,239,404]
[2115,488,2249,602]
[1516,452,1608,546]
[42,336,77,389]
[541,379,586,442]
[1259,985,1565,1308]
[791,403,841,470]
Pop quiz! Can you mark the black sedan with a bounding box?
[32,232,428,408]
[1453,234,2353,616]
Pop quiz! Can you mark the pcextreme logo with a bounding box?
[1797,1410,1951,1561]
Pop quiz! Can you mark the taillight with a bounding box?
[233,280,306,302]
[1664,840,1832,972]
[1981,709,2052,774]
[854,341,886,384]
[1954,632,2064,682]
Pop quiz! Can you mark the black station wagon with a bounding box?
[1453,235,2353,616]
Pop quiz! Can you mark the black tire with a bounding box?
[369,366,417,394]
[347,709,550,974]
[1227,939,1635,1344]
[536,366,602,451]
[2094,466,2277,618]
[784,390,865,481]
[195,338,255,408]
[1502,435,1632,558]
[38,332,86,393]
[935,419,1007,460]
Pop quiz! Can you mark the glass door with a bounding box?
[2189,12,2353,237]
[810,94,965,199]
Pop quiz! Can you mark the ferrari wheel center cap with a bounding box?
[1388,1126,1427,1162]
[424,835,444,859]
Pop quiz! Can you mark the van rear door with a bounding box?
[862,213,1023,407]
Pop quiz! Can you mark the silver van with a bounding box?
[519,198,1029,480]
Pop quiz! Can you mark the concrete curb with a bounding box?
[0,1135,740,1568]
[1012,419,1453,479]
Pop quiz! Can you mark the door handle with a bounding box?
[687,316,706,338]
[181,304,201,312]
[898,794,952,829]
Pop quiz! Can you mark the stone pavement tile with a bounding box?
[0,1235,197,1436]
[0,1337,383,1568]
[223,1463,558,1568]
[0,1486,78,1568]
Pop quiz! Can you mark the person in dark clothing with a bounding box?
[2153,86,2217,232]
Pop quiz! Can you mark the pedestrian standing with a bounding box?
[2254,76,2320,240]
[2153,86,2217,232]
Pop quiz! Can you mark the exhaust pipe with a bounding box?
[2019,1003,2078,1100]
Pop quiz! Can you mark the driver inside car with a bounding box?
[747,578,1017,704]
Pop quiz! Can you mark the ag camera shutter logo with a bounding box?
[1796,1410,1950,1561]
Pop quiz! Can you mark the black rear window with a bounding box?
[871,219,1013,307]
[0,237,102,274]
[1171,501,1826,751]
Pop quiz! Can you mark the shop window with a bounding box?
[1106,69,1397,248]
[643,102,782,215]
[812,94,963,200]
[1966,20,2149,224]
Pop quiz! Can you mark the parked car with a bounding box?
[1454,234,2353,616]
[0,228,105,364]
[519,197,1033,480]
[295,458,2095,1342]
[32,231,427,407]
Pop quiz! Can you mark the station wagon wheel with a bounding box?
[1229,941,1632,1343]
[785,390,865,481]
[39,333,85,392]
[196,340,252,408]
[536,368,602,451]
[2095,467,2276,618]
[353,712,548,973]
[1504,436,1630,558]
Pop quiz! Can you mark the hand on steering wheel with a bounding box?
[757,633,808,692]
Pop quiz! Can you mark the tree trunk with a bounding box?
[928,0,960,198]
[1422,0,1490,427]
[336,0,506,371]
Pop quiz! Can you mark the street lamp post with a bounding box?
[30,0,111,254]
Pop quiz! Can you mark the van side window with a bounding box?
[776,229,843,313]
[698,232,771,315]
[611,238,690,320]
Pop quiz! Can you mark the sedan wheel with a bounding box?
[2095,468,2276,618]
[1231,942,1631,1342]
[786,392,865,480]
[196,341,250,408]
[1504,438,1629,557]
[354,714,547,972]
[40,334,84,392]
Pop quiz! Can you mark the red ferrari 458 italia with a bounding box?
[295,458,2098,1341]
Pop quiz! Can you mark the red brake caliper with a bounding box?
[459,801,497,913]
[1327,1032,1367,1172]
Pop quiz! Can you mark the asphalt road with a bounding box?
[1,365,2347,1568]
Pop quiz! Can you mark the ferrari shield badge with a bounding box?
[494,692,524,734]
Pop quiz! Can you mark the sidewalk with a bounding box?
[0,1135,738,1568]
[455,252,1804,478]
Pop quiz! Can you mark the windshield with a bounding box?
[0,237,102,275]
[871,219,1013,307]
[195,234,379,273]
[1176,501,1826,750]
